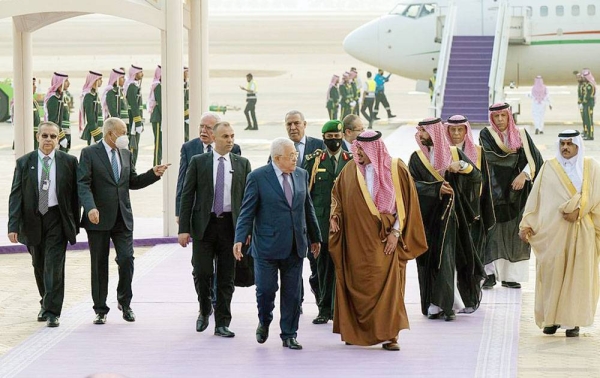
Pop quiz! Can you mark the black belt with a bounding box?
[210,212,232,219]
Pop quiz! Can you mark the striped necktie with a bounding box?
[38,156,50,215]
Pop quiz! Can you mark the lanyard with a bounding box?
[38,155,54,176]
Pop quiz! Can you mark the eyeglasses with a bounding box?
[353,128,365,133]
[277,152,299,160]
[200,124,214,131]
[40,134,58,140]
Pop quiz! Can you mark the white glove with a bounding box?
[130,128,136,136]
[579,104,583,110]
[59,138,68,148]
[136,126,144,134]
[349,101,357,107]
[184,119,189,124]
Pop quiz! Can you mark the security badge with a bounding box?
[41,180,50,191]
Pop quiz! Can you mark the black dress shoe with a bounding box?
[312,315,329,324]
[501,281,521,289]
[93,314,107,325]
[539,131,544,134]
[543,325,560,335]
[37,308,47,322]
[118,304,136,322]
[244,125,252,130]
[535,129,539,135]
[256,323,269,344]
[566,326,580,337]
[282,338,303,350]
[427,312,441,320]
[47,315,60,327]
[444,311,456,321]
[388,114,396,118]
[214,326,235,338]
[483,274,497,289]
[196,315,209,332]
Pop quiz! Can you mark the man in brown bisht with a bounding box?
[329,130,427,351]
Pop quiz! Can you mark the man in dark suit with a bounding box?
[284,110,324,309]
[234,137,322,350]
[341,114,365,151]
[175,112,241,221]
[178,121,251,337]
[78,117,169,324]
[8,121,79,328]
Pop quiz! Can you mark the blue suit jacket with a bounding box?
[297,136,324,167]
[234,164,322,259]
[175,138,241,216]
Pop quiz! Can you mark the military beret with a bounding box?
[322,120,343,134]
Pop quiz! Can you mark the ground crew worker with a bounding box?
[373,69,396,120]
[240,73,258,130]
[361,71,376,128]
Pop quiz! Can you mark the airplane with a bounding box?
[343,0,600,87]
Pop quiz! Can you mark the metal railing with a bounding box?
[429,1,457,117]
[488,0,511,105]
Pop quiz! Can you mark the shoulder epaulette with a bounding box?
[305,149,323,161]
[341,151,353,161]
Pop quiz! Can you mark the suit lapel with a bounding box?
[94,142,117,184]
[291,169,302,207]
[265,165,287,204]
[28,152,39,200]
[206,152,214,205]
[117,149,126,184]
[230,153,242,197]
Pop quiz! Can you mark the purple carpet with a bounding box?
[0,244,520,377]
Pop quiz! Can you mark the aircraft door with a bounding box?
[482,0,499,35]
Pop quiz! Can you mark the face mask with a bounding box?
[115,135,129,149]
[323,138,342,152]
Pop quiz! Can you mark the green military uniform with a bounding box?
[581,81,595,140]
[339,82,353,120]
[106,85,130,126]
[61,91,72,152]
[45,93,69,151]
[578,80,585,137]
[184,80,190,142]
[81,91,103,145]
[127,81,143,166]
[150,83,162,166]
[327,85,340,120]
[303,120,353,323]
[351,80,359,115]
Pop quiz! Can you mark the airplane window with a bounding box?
[389,4,408,15]
[556,5,564,16]
[540,6,548,17]
[420,4,437,17]
[402,4,422,18]
[572,5,580,16]
[589,5,596,16]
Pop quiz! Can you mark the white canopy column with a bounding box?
[12,19,34,156]
[188,0,209,129]
[161,0,184,236]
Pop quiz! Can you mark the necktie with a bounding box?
[206,145,212,153]
[213,156,225,215]
[282,173,293,207]
[331,155,338,172]
[111,149,119,182]
[38,156,50,215]
[294,142,301,166]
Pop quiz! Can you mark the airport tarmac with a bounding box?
[0,12,599,378]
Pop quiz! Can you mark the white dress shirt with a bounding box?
[102,140,121,177]
[37,149,58,207]
[212,152,233,213]
[562,158,583,193]
[295,135,307,165]
[203,142,215,153]
[272,162,294,195]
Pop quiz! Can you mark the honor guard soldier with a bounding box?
[580,69,596,140]
[125,65,144,166]
[326,75,340,120]
[184,67,190,141]
[339,72,354,120]
[80,71,104,145]
[149,65,162,165]
[101,68,127,123]
[32,77,41,149]
[44,72,70,151]
[303,120,353,325]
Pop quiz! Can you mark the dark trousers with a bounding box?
[328,106,338,120]
[316,242,335,319]
[361,97,375,128]
[583,104,594,138]
[87,211,134,315]
[27,206,67,317]
[244,98,258,129]
[341,103,352,120]
[184,121,190,142]
[307,252,320,303]
[191,213,236,327]
[374,92,392,116]
[151,122,162,166]
[255,251,303,340]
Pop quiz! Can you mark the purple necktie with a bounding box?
[282,173,293,207]
[213,157,225,215]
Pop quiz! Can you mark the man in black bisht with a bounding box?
[408,117,485,321]
[479,103,544,289]
[445,115,496,285]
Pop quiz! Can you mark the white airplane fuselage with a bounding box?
[343,0,600,86]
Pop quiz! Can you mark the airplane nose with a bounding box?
[343,18,381,68]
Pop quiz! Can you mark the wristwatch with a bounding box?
[459,160,468,171]
[391,229,401,238]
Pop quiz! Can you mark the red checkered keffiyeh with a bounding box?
[415,117,453,176]
[446,115,477,166]
[351,130,396,214]
[489,102,522,150]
